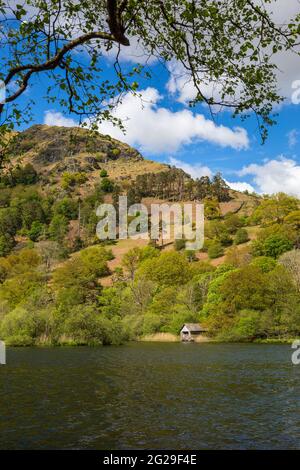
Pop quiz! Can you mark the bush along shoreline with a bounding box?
[1,242,300,346]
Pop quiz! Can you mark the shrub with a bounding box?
[110,148,121,157]
[234,228,249,245]
[0,307,46,342]
[208,241,224,259]
[61,172,87,190]
[224,214,244,233]
[251,256,277,273]
[53,197,78,220]
[262,234,293,259]
[11,163,38,186]
[63,306,106,345]
[185,250,197,262]
[0,188,12,207]
[100,169,108,177]
[100,177,114,193]
[174,238,186,251]
[219,231,233,247]
[217,310,262,342]
[5,334,34,346]
[0,234,14,257]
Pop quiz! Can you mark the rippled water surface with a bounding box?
[0,343,300,449]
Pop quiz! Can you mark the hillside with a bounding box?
[0,124,299,347]
[5,125,168,193]
[4,124,258,210]
[0,124,261,278]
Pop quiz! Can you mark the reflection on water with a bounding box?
[0,343,299,449]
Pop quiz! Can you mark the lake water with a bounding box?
[0,343,300,449]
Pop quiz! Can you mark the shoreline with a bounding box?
[3,337,297,347]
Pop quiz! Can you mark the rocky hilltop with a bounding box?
[6,124,167,188]
[3,124,259,217]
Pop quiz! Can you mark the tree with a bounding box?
[284,211,300,230]
[0,271,45,309]
[61,172,87,190]
[122,246,159,280]
[63,305,112,346]
[28,221,45,242]
[0,207,20,239]
[122,247,141,280]
[37,240,60,271]
[279,250,300,292]
[48,214,69,242]
[219,266,269,315]
[52,247,111,303]
[0,188,11,208]
[211,173,230,202]
[0,306,41,346]
[0,248,41,281]
[204,198,221,220]
[251,194,299,225]
[204,262,300,338]
[206,220,226,239]
[137,251,191,287]
[21,199,46,230]
[9,187,45,230]
[225,246,252,268]
[1,1,300,149]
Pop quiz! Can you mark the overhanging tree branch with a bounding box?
[0,0,300,144]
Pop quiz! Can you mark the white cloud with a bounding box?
[166,61,226,106]
[239,156,300,197]
[102,36,157,65]
[226,181,256,193]
[167,154,300,197]
[99,87,249,154]
[167,156,212,179]
[287,129,298,148]
[44,110,77,127]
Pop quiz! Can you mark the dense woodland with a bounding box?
[0,160,299,346]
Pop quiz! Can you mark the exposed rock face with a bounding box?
[8,124,143,167]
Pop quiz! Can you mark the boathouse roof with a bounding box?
[181,323,207,333]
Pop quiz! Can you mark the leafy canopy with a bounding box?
[1,0,300,148]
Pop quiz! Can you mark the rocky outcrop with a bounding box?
[8,124,143,166]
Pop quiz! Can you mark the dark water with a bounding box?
[0,343,300,449]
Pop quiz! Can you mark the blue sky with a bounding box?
[13,34,300,197]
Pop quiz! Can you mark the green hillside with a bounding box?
[0,125,299,346]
